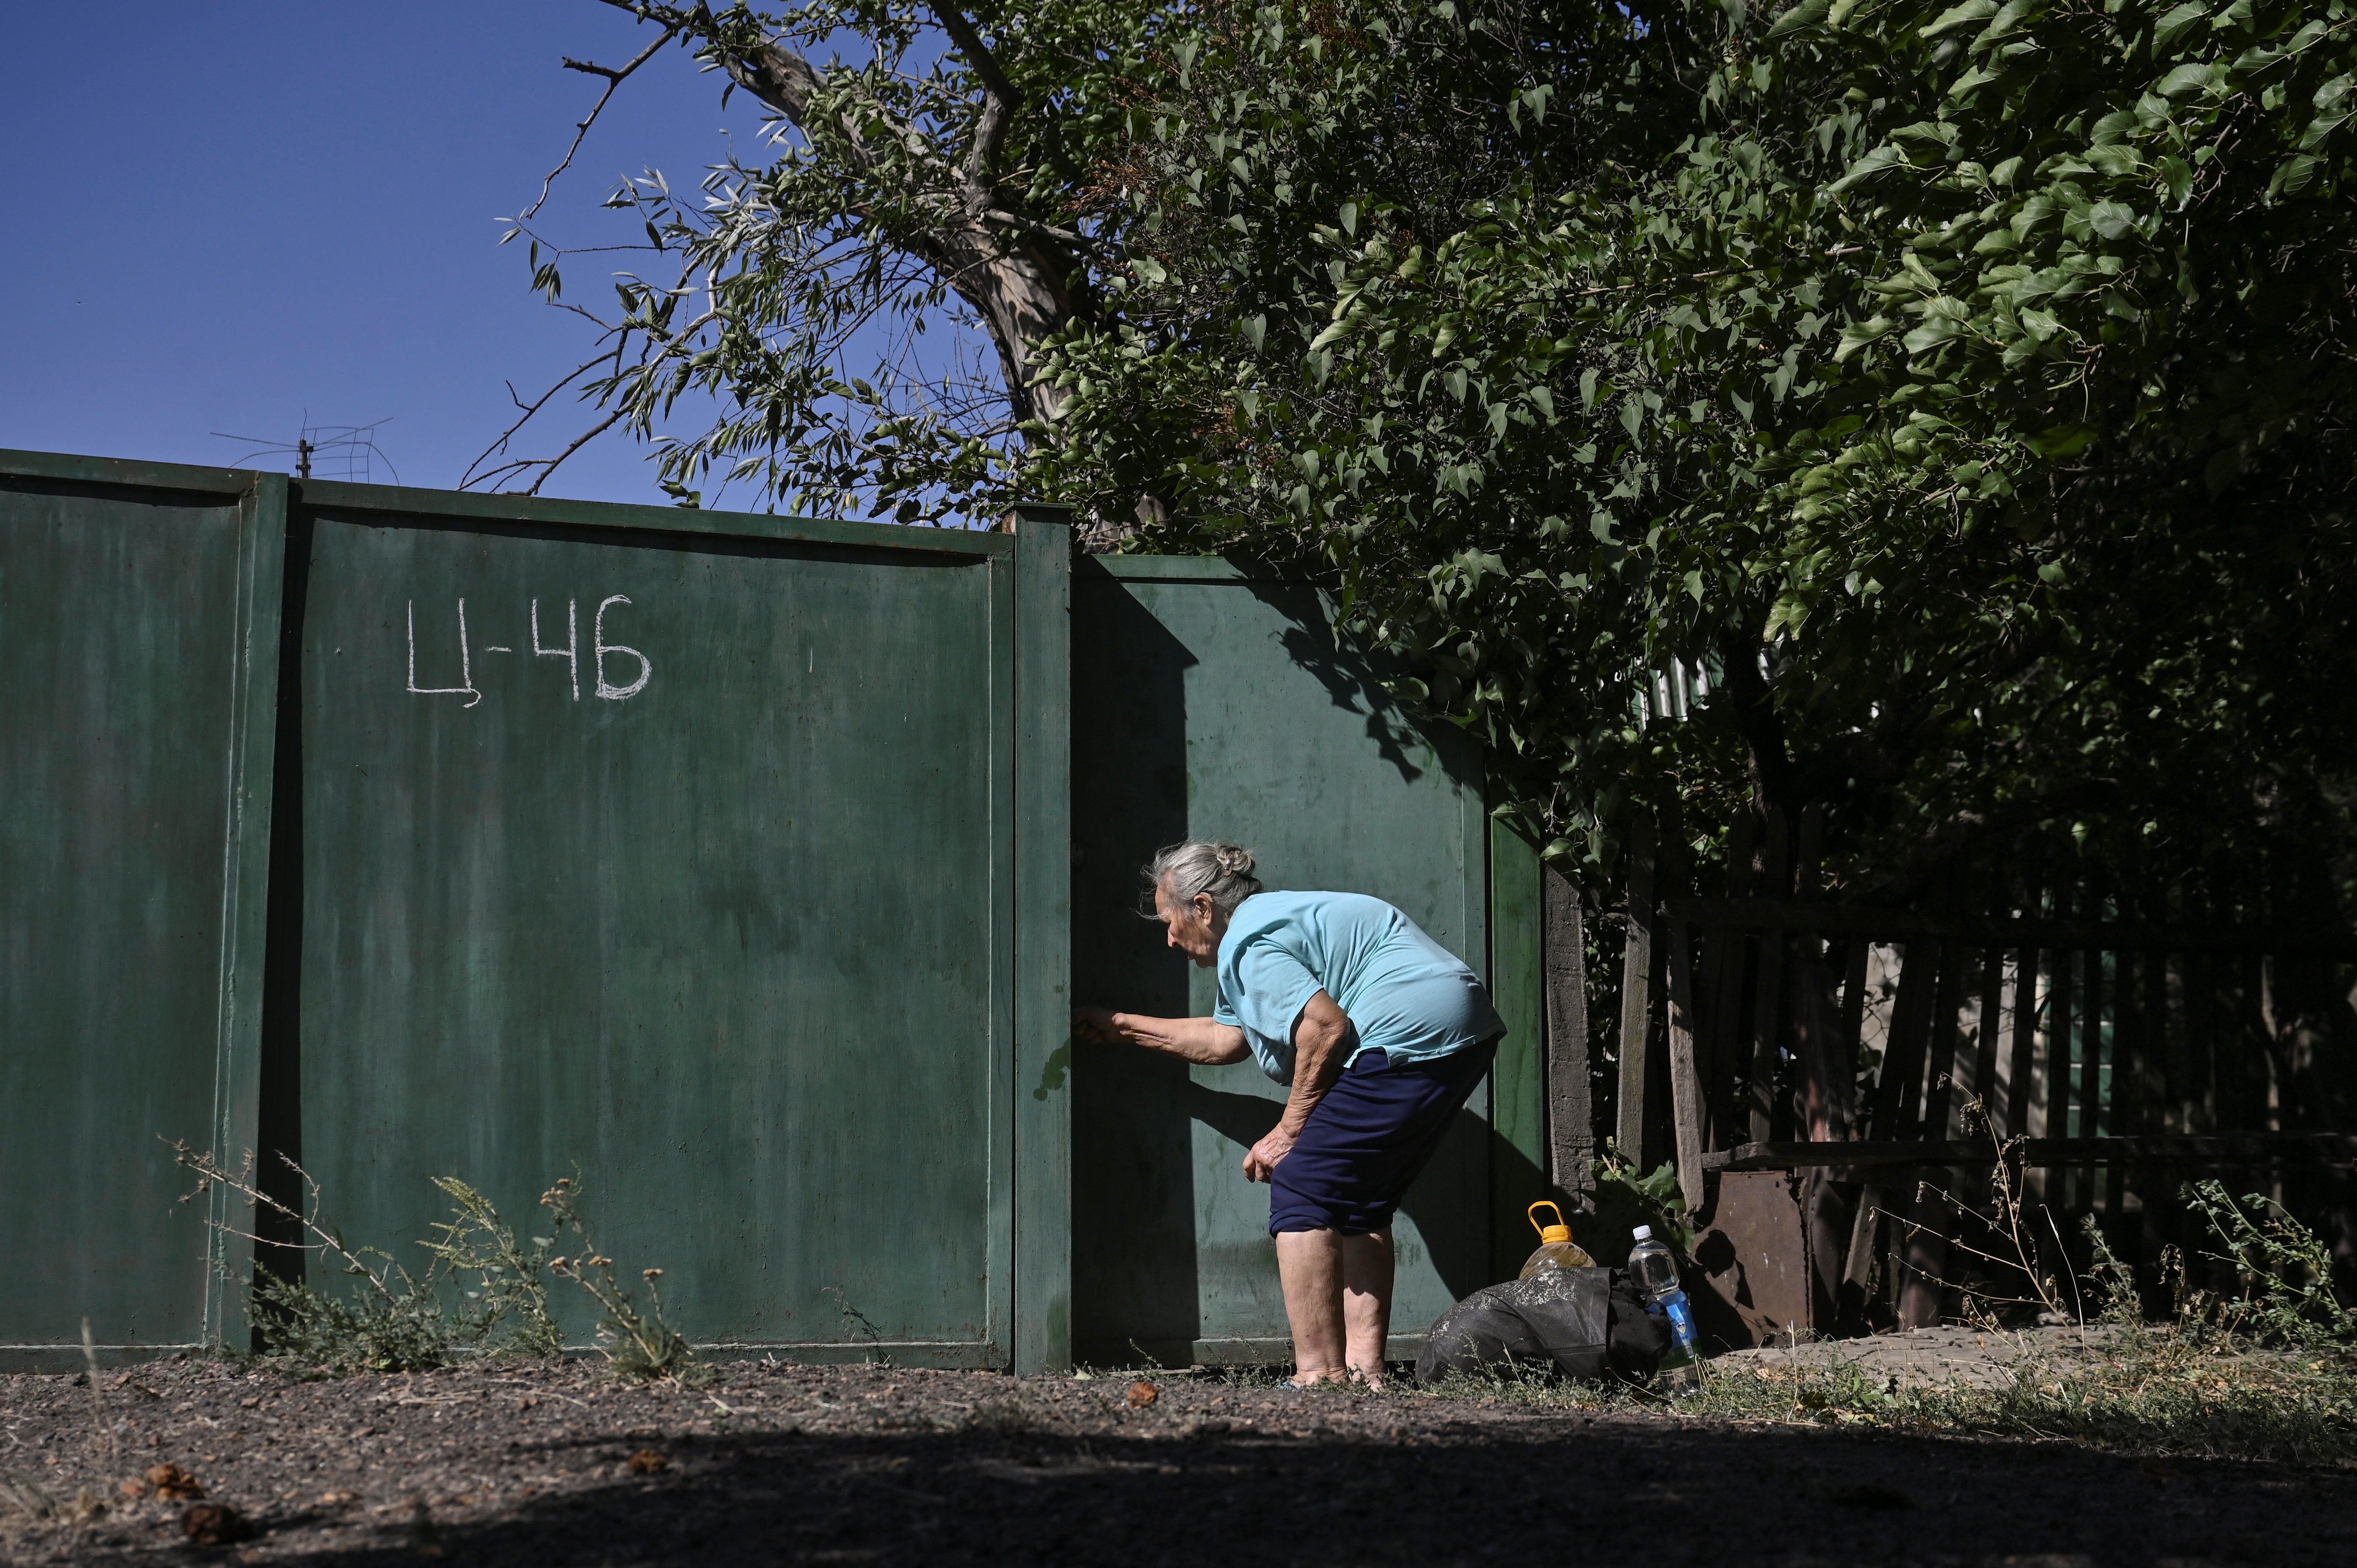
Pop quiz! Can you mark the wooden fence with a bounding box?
[1590,806,2357,1335]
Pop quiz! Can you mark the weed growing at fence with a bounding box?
[171,1144,560,1374]
[823,1286,891,1367]
[170,1145,703,1384]
[538,1177,710,1386]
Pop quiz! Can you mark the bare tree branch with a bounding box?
[518,25,681,224]
[928,3,1020,193]
[525,406,633,495]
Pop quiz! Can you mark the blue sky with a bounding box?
[3,3,789,504]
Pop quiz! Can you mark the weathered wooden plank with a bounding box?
[2043,885,2078,1174]
[1966,875,2007,1137]
[2002,869,2045,1141]
[1922,920,1970,1142]
[2078,881,2111,1214]
[1615,815,1659,1164]
[1702,815,1760,1150]
[1541,856,1594,1200]
[1837,936,1870,1139]
[1843,1181,1885,1289]
[1899,1171,1951,1329]
[1656,897,2356,958]
[1665,914,1710,1213]
[1867,936,1943,1141]
[1704,1132,2357,1170]
[1746,810,1793,1145]
[1787,805,1845,1142]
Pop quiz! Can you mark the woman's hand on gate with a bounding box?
[1072,1005,1124,1044]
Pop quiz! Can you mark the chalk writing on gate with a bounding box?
[406,597,651,709]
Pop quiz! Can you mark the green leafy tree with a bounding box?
[475,0,1168,529]
[1036,0,2357,899]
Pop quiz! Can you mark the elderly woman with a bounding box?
[1074,840,1503,1387]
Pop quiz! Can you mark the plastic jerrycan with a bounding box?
[1517,1201,1596,1278]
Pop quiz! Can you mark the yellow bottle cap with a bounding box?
[1526,1200,1574,1247]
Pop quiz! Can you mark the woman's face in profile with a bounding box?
[1154,881,1223,968]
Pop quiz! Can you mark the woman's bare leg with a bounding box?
[1340,1228,1394,1386]
[1274,1228,1348,1381]
[1275,1227,1393,1386]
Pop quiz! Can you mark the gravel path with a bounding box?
[1,1356,2351,1565]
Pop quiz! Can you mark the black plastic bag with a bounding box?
[1415,1267,1669,1385]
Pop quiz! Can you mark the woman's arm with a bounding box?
[1243,991,1354,1182]
[1073,1005,1249,1065]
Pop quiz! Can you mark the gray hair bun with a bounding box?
[1144,839,1265,918]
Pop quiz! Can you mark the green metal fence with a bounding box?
[1,448,1539,1372]
[0,457,281,1367]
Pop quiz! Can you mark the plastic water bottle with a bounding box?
[1627,1224,1703,1396]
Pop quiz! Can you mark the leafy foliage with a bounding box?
[2181,1178,2357,1347]
[1034,0,2357,890]
[492,0,1173,523]
[173,1146,562,1374]
[1586,1147,1695,1262]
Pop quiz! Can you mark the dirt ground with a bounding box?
[1714,1324,2130,1391]
[2,1356,2352,1567]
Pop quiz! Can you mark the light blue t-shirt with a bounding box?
[1212,890,1504,1084]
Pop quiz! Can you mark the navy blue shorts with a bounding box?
[1268,1037,1497,1236]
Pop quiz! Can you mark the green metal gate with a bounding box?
[1069,556,1545,1365]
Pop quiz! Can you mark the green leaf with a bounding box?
[1921,0,1998,39]
[2152,1,2208,53]
[1766,0,1832,38]
[2301,75,2355,150]
[2087,200,2138,239]
[2270,153,2322,198]
[2155,61,2213,96]
[2031,423,2097,457]
[1835,316,1897,360]
[1828,145,1910,193]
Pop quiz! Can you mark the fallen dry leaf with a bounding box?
[182,1502,253,1545]
[146,1463,205,1500]
[318,1489,359,1507]
[1127,1380,1160,1408]
[119,1477,150,1500]
[627,1447,668,1475]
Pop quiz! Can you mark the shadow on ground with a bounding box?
[262,1413,2344,1567]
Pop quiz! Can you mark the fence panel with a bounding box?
[1068,557,1539,1366]
[0,454,282,1366]
[275,484,1067,1366]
